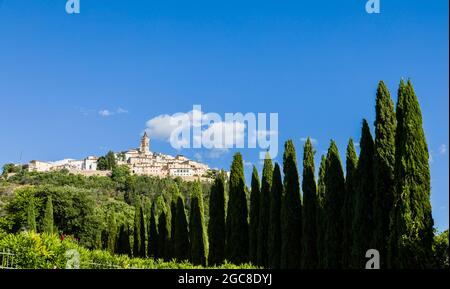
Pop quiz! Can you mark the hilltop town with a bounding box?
[28,133,213,180]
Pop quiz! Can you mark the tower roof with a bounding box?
[143,131,148,138]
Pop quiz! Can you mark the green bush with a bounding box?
[0,232,258,269]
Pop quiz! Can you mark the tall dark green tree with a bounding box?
[257,154,273,267]
[351,120,375,268]
[139,205,146,258]
[117,224,131,256]
[323,140,345,269]
[174,194,190,261]
[249,166,260,265]
[342,139,358,268]
[170,192,178,260]
[43,195,54,234]
[133,201,142,257]
[189,181,208,266]
[26,200,36,232]
[106,213,117,254]
[208,171,226,265]
[226,152,249,265]
[317,155,327,269]
[280,140,302,269]
[157,200,170,260]
[389,79,434,268]
[268,163,282,269]
[373,81,397,268]
[148,202,158,258]
[301,138,318,269]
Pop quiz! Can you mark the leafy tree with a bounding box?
[351,120,375,268]
[174,194,190,261]
[317,155,327,268]
[148,202,158,258]
[373,81,396,268]
[26,200,36,232]
[97,156,108,171]
[208,172,226,265]
[117,223,131,256]
[432,230,449,269]
[43,196,54,234]
[97,151,117,171]
[2,163,20,177]
[389,80,434,268]
[257,154,273,267]
[111,165,131,185]
[280,140,302,269]
[323,140,345,269]
[301,138,318,269]
[268,163,282,269]
[249,166,260,265]
[189,181,208,266]
[342,139,358,268]
[226,152,249,265]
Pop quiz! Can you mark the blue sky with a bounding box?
[0,0,448,231]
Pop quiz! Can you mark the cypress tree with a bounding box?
[148,202,158,258]
[117,224,131,256]
[43,196,54,234]
[301,138,318,269]
[351,120,375,268]
[280,140,302,269]
[208,171,226,265]
[133,201,141,257]
[323,140,345,269]
[373,81,396,268]
[170,194,178,260]
[157,201,169,261]
[189,181,208,266]
[106,213,117,254]
[389,79,434,268]
[174,194,190,261]
[26,200,36,232]
[257,154,273,267]
[342,139,358,268]
[268,163,282,268]
[226,152,249,265]
[316,155,327,269]
[139,205,146,258]
[249,166,260,265]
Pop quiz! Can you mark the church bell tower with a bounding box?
[140,132,150,155]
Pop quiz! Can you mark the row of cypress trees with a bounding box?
[208,79,434,269]
[114,79,435,268]
[26,195,54,234]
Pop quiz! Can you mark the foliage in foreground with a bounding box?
[0,232,258,269]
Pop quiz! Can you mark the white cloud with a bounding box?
[439,144,447,155]
[145,108,250,149]
[117,107,128,114]
[99,109,112,117]
[300,137,318,145]
[429,154,434,164]
[99,108,129,117]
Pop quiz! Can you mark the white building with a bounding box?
[27,132,213,179]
